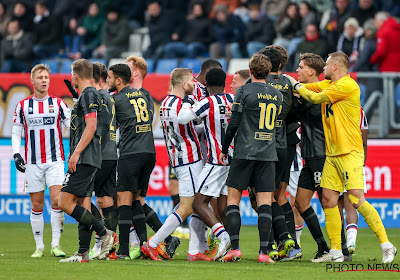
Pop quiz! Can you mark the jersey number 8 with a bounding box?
[130,97,149,122]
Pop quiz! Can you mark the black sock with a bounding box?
[171,194,180,207]
[131,200,147,245]
[90,203,103,224]
[117,205,132,255]
[226,205,241,250]
[102,206,118,232]
[71,204,106,237]
[258,204,272,254]
[341,223,350,255]
[271,202,290,242]
[267,226,275,250]
[282,202,298,248]
[300,206,329,252]
[78,223,92,254]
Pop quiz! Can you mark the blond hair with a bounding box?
[328,52,350,71]
[31,64,50,78]
[72,59,93,80]
[170,68,193,87]
[126,55,148,78]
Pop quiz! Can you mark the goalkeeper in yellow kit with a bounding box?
[287,52,396,263]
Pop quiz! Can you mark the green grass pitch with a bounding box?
[0,223,398,280]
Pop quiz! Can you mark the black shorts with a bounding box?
[298,157,325,191]
[117,153,156,196]
[61,164,98,197]
[275,148,287,187]
[94,160,117,197]
[226,158,275,193]
[283,144,297,184]
[169,163,177,180]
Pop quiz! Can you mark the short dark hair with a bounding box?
[206,68,226,87]
[92,63,101,83]
[201,59,223,73]
[109,64,131,84]
[36,0,48,9]
[147,0,162,7]
[258,47,281,72]
[270,45,289,71]
[93,62,108,82]
[72,59,93,80]
[299,53,325,76]
[249,53,271,79]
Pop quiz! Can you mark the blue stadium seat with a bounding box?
[359,83,367,106]
[181,59,202,73]
[146,59,154,74]
[395,83,400,107]
[60,59,74,73]
[40,59,59,73]
[217,59,227,71]
[155,59,179,74]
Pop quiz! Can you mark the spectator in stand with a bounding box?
[0,2,10,39]
[374,0,400,18]
[32,1,62,59]
[370,11,400,72]
[93,8,130,65]
[209,4,245,60]
[320,0,353,52]
[273,3,301,51]
[164,2,212,58]
[119,0,145,30]
[299,1,317,34]
[288,23,327,71]
[350,0,377,27]
[77,3,105,59]
[233,0,250,24]
[188,0,214,17]
[142,0,184,59]
[337,17,363,68]
[231,3,275,58]
[63,18,82,60]
[350,19,378,72]
[11,1,33,33]
[291,0,332,14]
[261,0,289,22]
[1,20,32,72]
[209,0,240,18]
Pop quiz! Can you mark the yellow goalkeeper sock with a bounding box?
[323,206,342,250]
[357,201,389,244]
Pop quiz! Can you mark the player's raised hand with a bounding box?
[13,153,25,173]
[68,152,79,173]
[219,152,229,166]
[64,79,79,99]
[282,74,302,92]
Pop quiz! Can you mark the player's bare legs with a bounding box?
[29,191,45,256]
[217,195,227,226]
[48,185,65,255]
[338,196,351,260]
[289,194,303,245]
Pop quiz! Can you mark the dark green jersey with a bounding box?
[70,86,102,168]
[294,97,325,159]
[98,89,117,161]
[230,82,283,161]
[140,87,155,123]
[266,74,293,149]
[114,86,155,158]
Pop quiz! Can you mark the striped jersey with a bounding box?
[192,79,207,101]
[192,93,234,165]
[160,95,202,167]
[13,94,71,164]
[360,107,368,130]
[290,126,303,172]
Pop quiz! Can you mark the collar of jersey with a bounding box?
[32,95,50,101]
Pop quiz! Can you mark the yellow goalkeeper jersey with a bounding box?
[303,75,363,156]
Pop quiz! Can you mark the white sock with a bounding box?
[381,241,393,250]
[346,224,358,246]
[50,208,64,248]
[31,209,44,250]
[188,215,205,255]
[209,228,216,240]
[129,226,140,247]
[295,224,303,245]
[211,222,229,242]
[149,212,182,249]
[93,234,101,251]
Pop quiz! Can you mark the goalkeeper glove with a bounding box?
[13,153,26,173]
[64,79,79,99]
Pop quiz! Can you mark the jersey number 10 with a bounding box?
[259,103,277,130]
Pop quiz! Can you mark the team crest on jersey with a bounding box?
[49,105,54,113]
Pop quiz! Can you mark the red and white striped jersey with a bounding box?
[192,79,207,101]
[192,93,234,165]
[360,107,368,130]
[13,94,71,164]
[160,95,202,167]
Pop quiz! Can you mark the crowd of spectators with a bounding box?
[0,0,399,72]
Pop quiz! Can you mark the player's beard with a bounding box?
[109,82,117,92]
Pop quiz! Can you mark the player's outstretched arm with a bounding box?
[219,111,242,165]
[297,86,330,104]
[177,103,197,125]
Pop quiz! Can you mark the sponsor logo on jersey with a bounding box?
[28,117,55,126]
[257,93,278,100]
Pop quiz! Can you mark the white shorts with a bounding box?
[287,170,301,197]
[25,161,65,193]
[342,167,367,194]
[198,163,229,198]
[175,161,203,197]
